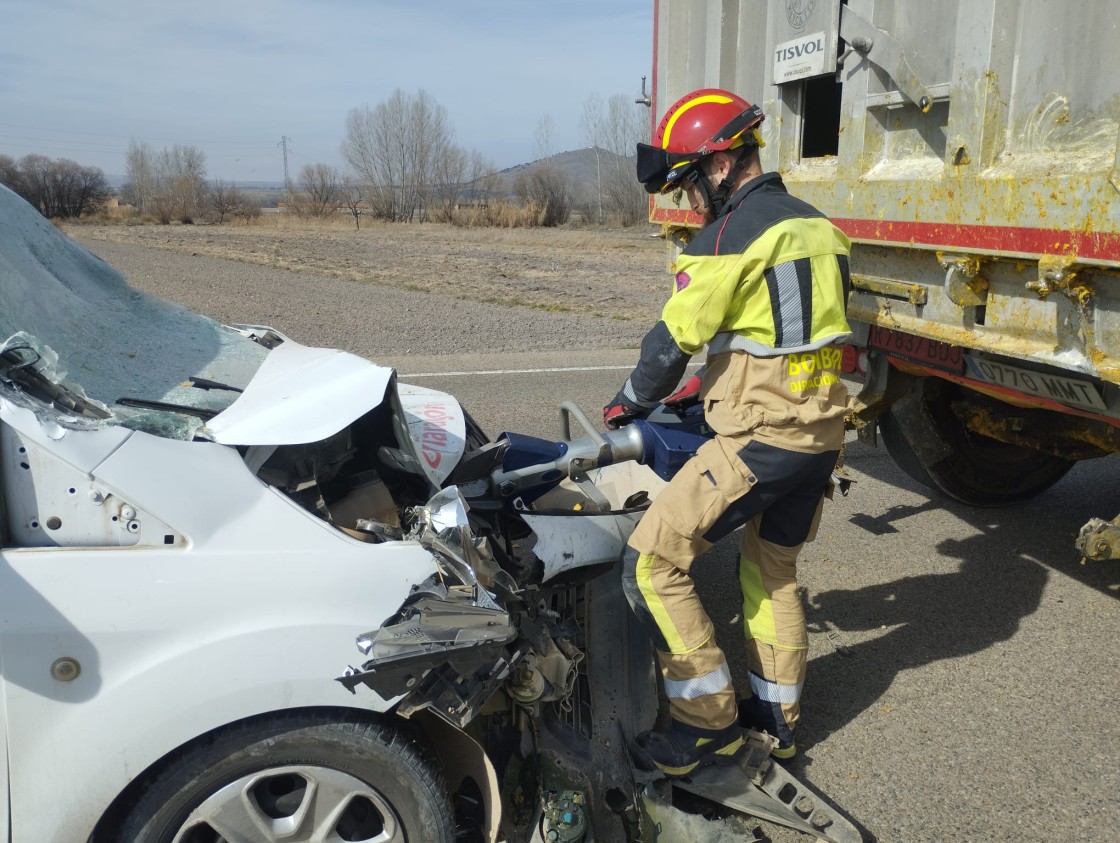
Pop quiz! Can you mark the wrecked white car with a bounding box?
[0,184,857,843]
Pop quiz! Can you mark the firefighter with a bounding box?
[604,88,852,777]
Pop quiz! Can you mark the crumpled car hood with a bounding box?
[203,342,394,446]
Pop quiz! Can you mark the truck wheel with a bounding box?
[118,712,454,843]
[878,379,1074,506]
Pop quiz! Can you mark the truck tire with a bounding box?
[878,378,1075,506]
[117,712,454,843]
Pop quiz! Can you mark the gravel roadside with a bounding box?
[69,235,658,362]
[67,220,672,338]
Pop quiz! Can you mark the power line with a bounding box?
[288,147,342,163]
[0,134,133,153]
[0,135,274,159]
[0,122,277,146]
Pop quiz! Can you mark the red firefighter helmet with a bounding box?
[636,88,765,195]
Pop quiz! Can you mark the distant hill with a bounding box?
[104,173,286,192]
[499,147,635,198]
[103,149,636,202]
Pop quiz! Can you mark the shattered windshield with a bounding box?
[0,185,268,439]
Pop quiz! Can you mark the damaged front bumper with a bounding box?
[339,447,862,843]
[340,582,520,727]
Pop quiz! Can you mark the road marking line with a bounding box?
[400,365,637,378]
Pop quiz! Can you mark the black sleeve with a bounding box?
[621,320,692,407]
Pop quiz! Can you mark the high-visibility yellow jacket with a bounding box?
[618,172,852,451]
[665,172,851,358]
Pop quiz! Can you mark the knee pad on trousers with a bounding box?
[620,546,671,652]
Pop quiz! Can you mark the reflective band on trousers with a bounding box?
[749,671,803,705]
[664,662,732,700]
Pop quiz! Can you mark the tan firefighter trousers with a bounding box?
[621,433,836,735]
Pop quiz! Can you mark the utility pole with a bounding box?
[278,136,292,189]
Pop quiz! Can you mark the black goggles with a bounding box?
[635,144,702,194]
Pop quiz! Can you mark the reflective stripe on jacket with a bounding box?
[664,172,851,357]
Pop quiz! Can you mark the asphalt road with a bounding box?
[399,353,1120,843]
[79,240,1120,843]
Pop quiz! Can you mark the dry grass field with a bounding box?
[63,215,672,324]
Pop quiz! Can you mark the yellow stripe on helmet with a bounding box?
[662,93,734,149]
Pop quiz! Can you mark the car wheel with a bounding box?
[118,712,454,843]
[879,378,1075,506]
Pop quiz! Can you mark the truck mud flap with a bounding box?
[671,732,862,843]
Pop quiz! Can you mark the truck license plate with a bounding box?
[868,327,964,374]
[964,357,1107,411]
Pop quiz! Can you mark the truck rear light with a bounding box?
[840,344,868,377]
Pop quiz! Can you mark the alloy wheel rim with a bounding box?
[171,764,405,843]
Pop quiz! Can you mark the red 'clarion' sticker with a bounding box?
[419,403,456,468]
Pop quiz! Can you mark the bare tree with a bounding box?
[0,154,19,182]
[341,104,391,218]
[16,154,54,215]
[535,115,557,161]
[410,90,449,222]
[341,175,365,229]
[56,159,111,217]
[206,179,246,223]
[157,144,208,222]
[580,94,606,224]
[600,94,647,224]
[0,155,110,218]
[429,144,468,222]
[513,164,571,227]
[123,140,157,213]
[466,150,501,209]
[126,142,208,222]
[341,88,457,223]
[579,94,646,225]
[235,200,261,223]
[297,163,341,218]
[0,154,28,199]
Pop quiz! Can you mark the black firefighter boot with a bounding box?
[635,719,745,777]
[738,695,797,759]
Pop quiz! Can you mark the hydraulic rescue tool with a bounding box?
[341,400,860,842]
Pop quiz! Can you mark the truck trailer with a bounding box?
[648,0,1120,558]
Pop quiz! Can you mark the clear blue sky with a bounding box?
[0,0,653,183]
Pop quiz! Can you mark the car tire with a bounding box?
[117,711,454,843]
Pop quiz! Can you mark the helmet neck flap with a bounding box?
[685,145,752,217]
